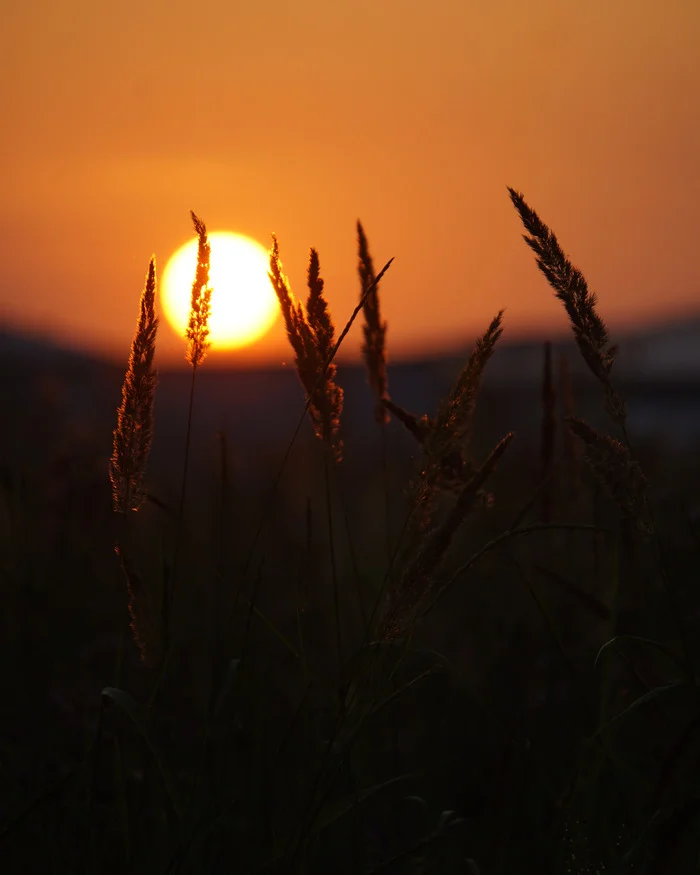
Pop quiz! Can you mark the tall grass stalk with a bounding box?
[324,453,343,683]
[153,211,212,703]
[356,310,510,706]
[336,474,366,628]
[357,220,394,591]
[110,257,159,664]
[212,430,231,666]
[380,432,515,640]
[219,253,395,650]
[508,186,626,432]
[189,250,396,866]
[172,210,212,565]
[422,522,611,623]
[509,187,699,699]
[540,341,556,523]
[110,258,158,518]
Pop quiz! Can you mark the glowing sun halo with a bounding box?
[161,232,278,350]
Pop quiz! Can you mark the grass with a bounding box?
[2,189,700,873]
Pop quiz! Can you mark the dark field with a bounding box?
[3,319,700,873]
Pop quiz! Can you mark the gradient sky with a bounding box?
[3,0,699,367]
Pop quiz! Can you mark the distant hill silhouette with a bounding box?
[2,316,700,490]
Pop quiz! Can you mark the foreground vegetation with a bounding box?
[2,191,700,873]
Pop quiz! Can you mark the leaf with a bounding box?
[590,679,691,740]
[436,809,464,830]
[102,686,183,823]
[594,635,682,671]
[238,594,300,659]
[404,795,429,811]
[534,564,611,621]
[309,773,418,840]
[370,669,436,721]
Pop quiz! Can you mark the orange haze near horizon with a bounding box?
[2,0,700,369]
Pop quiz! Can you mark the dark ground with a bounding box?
[2,324,700,872]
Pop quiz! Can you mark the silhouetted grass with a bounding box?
[2,192,700,875]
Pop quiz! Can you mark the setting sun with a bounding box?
[161,232,278,350]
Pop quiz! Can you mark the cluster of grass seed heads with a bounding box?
[386,311,505,530]
[378,311,512,638]
[269,236,344,462]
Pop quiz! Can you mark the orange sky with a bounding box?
[3,0,699,367]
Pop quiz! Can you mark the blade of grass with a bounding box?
[533,563,612,622]
[594,635,683,673]
[308,772,418,841]
[292,668,437,867]
[589,679,691,741]
[237,590,301,661]
[421,523,612,623]
[335,464,366,628]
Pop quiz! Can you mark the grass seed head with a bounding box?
[110,257,158,514]
[508,187,626,426]
[418,311,504,521]
[306,248,333,360]
[357,220,389,424]
[383,313,504,534]
[185,210,213,368]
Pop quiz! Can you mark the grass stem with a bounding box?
[325,453,342,684]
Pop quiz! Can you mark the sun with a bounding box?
[161,232,278,350]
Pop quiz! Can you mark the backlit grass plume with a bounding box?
[508,187,626,425]
[357,220,389,424]
[269,236,344,461]
[167,211,213,646]
[186,210,213,368]
[426,310,504,478]
[385,311,504,524]
[110,257,158,514]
